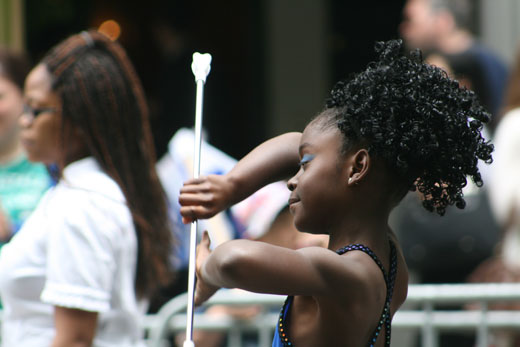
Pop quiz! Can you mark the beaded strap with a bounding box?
[276,296,294,346]
[337,243,397,347]
[275,241,397,347]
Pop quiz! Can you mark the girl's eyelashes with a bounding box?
[299,154,315,167]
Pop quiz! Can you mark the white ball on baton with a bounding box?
[191,53,212,83]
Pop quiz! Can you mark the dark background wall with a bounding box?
[25,0,406,160]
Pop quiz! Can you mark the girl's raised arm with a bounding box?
[179,132,301,222]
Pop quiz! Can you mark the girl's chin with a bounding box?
[293,221,327,236]
[293,221,311,234]
[25,152,49,164]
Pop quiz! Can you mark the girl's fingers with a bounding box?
[201,230,211,247]
[178,192,215,206]
[182,177,206,186]
[179,174,225,223]
[179,185,204,194]
[180,178,211,193]
[178,192,205,206]
[179,206,215,222]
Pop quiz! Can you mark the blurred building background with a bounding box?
[0,0,517,160]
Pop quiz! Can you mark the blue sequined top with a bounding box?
[272,241,397,347]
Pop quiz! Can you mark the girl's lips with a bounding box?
[288,197,300,205]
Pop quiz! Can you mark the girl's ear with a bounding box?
[347,149,370,186]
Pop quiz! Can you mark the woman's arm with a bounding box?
[52,306,98,347]
[180,132,301,222]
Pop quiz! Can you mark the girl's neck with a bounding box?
[326,215,390,251]
[0,138,24,165]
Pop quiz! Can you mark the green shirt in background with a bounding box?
[0,154,52,235]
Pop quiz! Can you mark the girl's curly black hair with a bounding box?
[325,39,493,215]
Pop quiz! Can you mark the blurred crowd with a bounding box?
[1,0,520,346]
[396,0,519,346]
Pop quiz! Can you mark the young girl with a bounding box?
[179,39,493,346]
[0,31,173,346]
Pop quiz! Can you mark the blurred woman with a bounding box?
[0,31,173,346]
[0,48,51,242]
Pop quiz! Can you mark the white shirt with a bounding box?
[0,157,146,346]
[488,109,520,269]
[488,110,520,224]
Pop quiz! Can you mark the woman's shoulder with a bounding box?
[51,179,127,218]
[60,158,125,199]
[46,164,133,238]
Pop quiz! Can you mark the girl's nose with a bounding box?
[287,176,297,191]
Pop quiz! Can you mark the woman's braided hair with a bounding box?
[42,30,173,298]
[325,39,493,215]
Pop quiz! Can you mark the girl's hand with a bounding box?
[194,231,220,305]
[179,175,235,224]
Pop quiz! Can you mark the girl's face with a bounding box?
[0,75,23,145]
[287,122,348,234]
[19,64,62,165]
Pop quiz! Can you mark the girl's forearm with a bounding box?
[179,132,301,223]
[225,132,301,205]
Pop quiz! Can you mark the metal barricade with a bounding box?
[393,283,520,347]
[144,283,520,347]
[144,289,285,347]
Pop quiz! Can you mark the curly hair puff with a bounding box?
[325,39,493,215]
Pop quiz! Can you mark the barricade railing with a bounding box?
[394,283,520,347]
[144,289,284,347]
[141,283,520,347]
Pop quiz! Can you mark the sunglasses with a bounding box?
[20,104,57,121]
